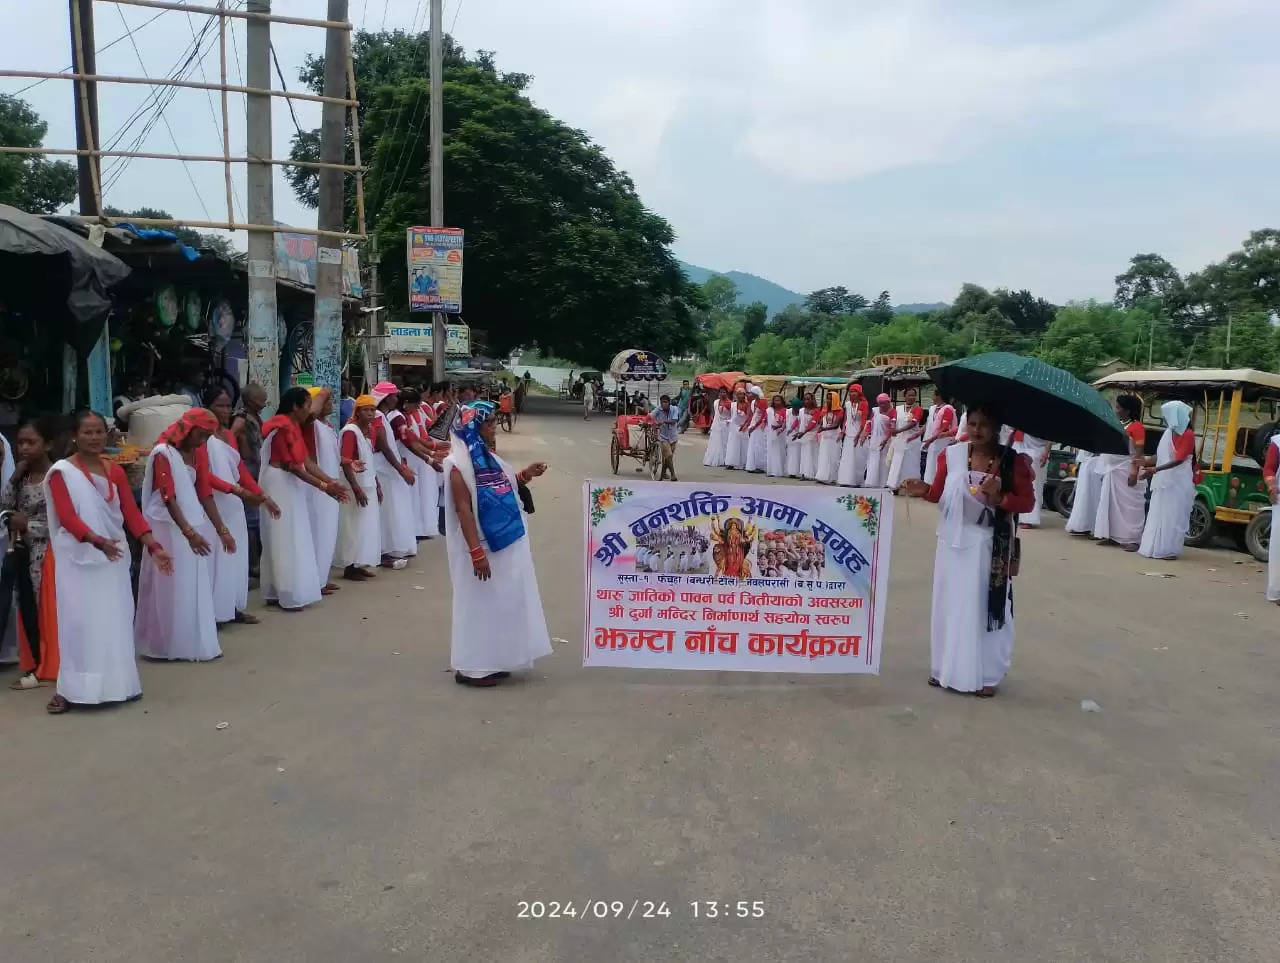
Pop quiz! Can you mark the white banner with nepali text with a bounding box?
[583,480,893,674]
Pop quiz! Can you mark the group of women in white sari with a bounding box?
[22,379,456,714]
[703,381,958,492]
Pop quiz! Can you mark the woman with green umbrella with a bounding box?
[904,402,1035,697]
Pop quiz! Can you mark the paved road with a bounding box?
[2,394,1278,962]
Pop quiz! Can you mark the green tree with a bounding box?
[744,332,796,372]
[741,301,768,344]
[0,95,77,213]
[864,290,894,325]
[993,288,1057,334]
[705,317,746,369]
[803,285,867,316]
[1114,253,1184,310]
[1192,311,1277,370]
[288,30,699,365]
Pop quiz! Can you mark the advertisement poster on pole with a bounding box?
[407,226,464,313]
[584,480,893,674]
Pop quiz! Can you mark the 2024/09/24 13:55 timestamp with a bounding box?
[690,901,765,919]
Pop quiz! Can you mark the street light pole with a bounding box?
[314,0,349,424]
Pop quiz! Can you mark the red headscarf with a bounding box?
[156,407,219,448]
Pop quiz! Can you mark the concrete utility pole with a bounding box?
[314,0,349,425]
[366,235,380,390]
[67,0,100,216]
[245,0,280,408]
[429,0,446,380]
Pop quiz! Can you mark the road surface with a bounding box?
[1,394,1277,962]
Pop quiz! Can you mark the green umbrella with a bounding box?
[928,352,1129,454]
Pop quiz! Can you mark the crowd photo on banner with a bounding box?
[1,375,554,711]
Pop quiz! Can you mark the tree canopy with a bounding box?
[287,30,701,366]
[0,95,77,214]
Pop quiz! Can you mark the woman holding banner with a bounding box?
[904,402,1034,697]
[444,401,552,687]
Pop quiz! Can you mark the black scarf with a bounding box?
[980,444,1016,631]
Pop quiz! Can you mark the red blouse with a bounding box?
[1170,429,1195,462]
[48,461,151,542]
[213,432,263,495]
[340,430,363,462]
[1125,421,1146,452]
[1264,442,1279,481]
[934,405,956,435]
[263,417,308,469]
[152,446,218,501]
[925,448,1036,514]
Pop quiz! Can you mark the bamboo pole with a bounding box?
[218,0,233,226]
[345,33,366,237]
[0,146,365,172]
[61,214,366,241]
[0,70,355,106]
[68,0,102,213]
[100,0,350,30]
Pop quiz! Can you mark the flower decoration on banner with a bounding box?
[837,493,880,536]
[590,486,633,526]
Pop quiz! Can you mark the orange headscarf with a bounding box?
[156,407,219,448]
[347,394,376,426]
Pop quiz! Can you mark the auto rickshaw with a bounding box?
[1091,368,1280,560]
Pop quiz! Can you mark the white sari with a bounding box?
[765,407,788,477]
[1012,434,1050,527]
[815,410,842,483]
[745,408,768,473]
[837,401,866,487]
[923,404,955,487]
[259,428,322,610]
[335,423,382,568]
[1065,452,1103,534]
[703,402,730,468]
[402,410,440,538]
[1092,432,1145,546]
[930,443,1014,692]
[374,411,418,558]
[724,404,748,469]
[798,410,819,480]
[864,410,893,487]
[308,420,342,580]
[443,447,552,676]
[205,435,250,621]
[44,461,142,704]
[887,405,923,489]
[135,445,221,661]
[1138,429,1196,559]
[786,411,806,477]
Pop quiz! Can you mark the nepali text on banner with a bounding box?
[583,480,893,674]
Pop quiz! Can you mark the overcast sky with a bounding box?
[3,0,1278,304]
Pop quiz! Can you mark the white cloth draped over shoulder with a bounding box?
[1139,429,1196,559]
[335,423,382,568]
[135,444,221,661]
[923,404,955,487]
[308,420,342,578]
[929,443,1014,692]
[765,407,788,477]
[374,411,418,558]
[815,410,842,483]
[205,435,250,621]
[443,446,552,676]
[258,428,322,610]
[703,402,729,467]
[403,410,440,538]
[43,460,143,704]
[837,400,865,487]
[1065,451,1103,534]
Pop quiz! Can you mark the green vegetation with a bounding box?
[693,232,1280,379]
[0,95,77,214]
[288,30,701,369]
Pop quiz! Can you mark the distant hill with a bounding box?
[894,302,949,315]
[677,261,949,318]
[677,261,803,317]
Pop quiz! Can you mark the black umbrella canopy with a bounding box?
[928,352,1130,455]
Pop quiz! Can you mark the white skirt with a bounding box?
[1138,475,1195,559]
[336,483,382,568]
[786,435,803,476]
[406,451,439,538]
[1093,464,1146,546]
[930,534,1014,692]
[1022,454,1048,527]
[864,444,889,487]
[135,517,222,661]
[922,438,949,486]
[703,421,728,467]
[308,485,341,581]
[799,438,817,479]
[1065,459,1102,534]
[837,438,865,487]
[1268,509,1280,602]
[376,465,419,558]
[815,435,841,483]
[724,427,746,469]
[887,438,923,489]
[54,540,142,704]
[766,433,787,477]
[746,429,768,472]
[260,464,323,610]
[210,490,249,621]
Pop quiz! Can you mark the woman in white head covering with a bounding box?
[1138,401,1197,560]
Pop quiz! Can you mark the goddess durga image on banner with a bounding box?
[710,515,757,580]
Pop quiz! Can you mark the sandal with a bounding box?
[233,611,261,625]
[974,686,998,699]
[10,672,44,690]
[454,671,503,687]
[928,677,940,688]
[46,695,70,714]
